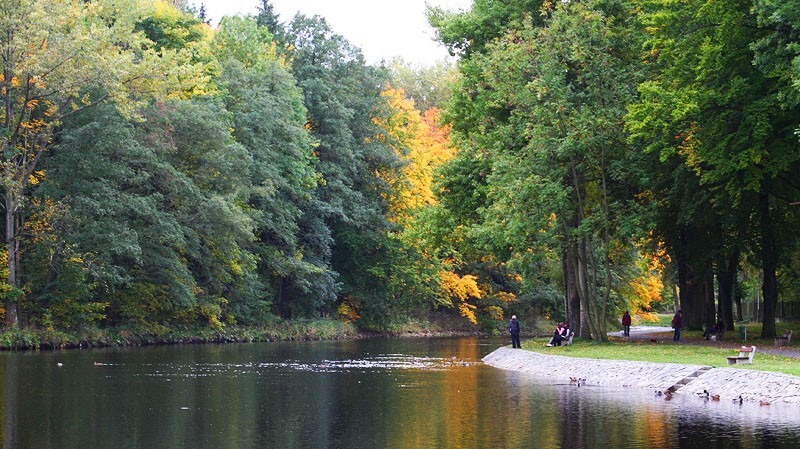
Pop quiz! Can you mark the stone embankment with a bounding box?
[483,346,800,405]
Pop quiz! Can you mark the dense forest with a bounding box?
[1,0,798,347]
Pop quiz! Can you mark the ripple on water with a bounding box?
[260,354,478,372]
[137,354,478,378]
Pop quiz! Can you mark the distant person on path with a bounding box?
[622,311,632,337]
[509,315,521,348]
[671,310,682,342]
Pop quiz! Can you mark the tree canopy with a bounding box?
[1,0,798,341]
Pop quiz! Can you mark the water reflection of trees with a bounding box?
[2,340,800,448]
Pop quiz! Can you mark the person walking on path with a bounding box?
[509,315,521,348]
[622,311,632,337]
[671,310,682,342]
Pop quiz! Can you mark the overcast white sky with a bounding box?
[195,0,472,66]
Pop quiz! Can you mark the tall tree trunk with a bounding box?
[703,259,715,329]
[734,282,743,322]
[573,239,608,342]
[575,241,601,341]
[5,191,18,325]
[716,251,738,332]
[562,246,581,336]
[676,226,709,331]
[759,189,778,339]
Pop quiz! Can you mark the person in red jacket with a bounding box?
[671,310,683,342]
[622,310,632,337]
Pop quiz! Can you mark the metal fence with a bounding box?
[739,301,800,322]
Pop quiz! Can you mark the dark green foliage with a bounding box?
[282,15,405,322]
[627,0,800,336]
[38,100,261,328]
[136,8,205,51]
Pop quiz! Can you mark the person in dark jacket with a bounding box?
[622,311,632,337]
[509,315,521,348]
[546,323,565,347]
[704,319,725,340]
[671,310,682,342]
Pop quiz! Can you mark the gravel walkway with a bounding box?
[618,326,800,359]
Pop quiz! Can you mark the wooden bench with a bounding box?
[774,330,792,347]
[726,346,756,365]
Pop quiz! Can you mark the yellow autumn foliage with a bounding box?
[629,274,663,321]
[623,242,667,322]
[440,271,482,324]
[374,86,455,224]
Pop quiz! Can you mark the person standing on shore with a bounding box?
[509,315,521,348]
[671,310,682,342]
[622,310,632,337]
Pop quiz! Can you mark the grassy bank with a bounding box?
[0,313,486,351]
[521,338,800,377]
[0,319,361,350]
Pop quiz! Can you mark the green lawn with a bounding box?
[522,336,800,377]
[633,313,674,327]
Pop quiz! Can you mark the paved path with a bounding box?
[616,326,800,359]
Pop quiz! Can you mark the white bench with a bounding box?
[726,346,756,365]
[564,331,575,346]
[774,330,792,347]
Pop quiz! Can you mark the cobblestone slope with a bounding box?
[483,346,800,405]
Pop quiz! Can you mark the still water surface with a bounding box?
[1,336,799,448]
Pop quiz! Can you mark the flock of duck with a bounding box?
[653,388,769,406]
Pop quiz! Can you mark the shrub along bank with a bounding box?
[0,319,360,350]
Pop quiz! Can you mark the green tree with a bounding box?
[432,0,647,338]
[39,98,256,329]
[283,15,403,323]
[0,0,206,324]
[212,16,329,320]
[388,58,460,112]
[627,0,800,337]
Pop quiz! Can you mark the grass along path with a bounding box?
[521,338,800,377]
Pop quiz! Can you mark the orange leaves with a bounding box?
[623,242,666,320]
[629,274,663,321]
[374,87,454,223]
[495,291,517,303]
[23,197,61,245]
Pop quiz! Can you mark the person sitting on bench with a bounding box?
[546,323,567,347]
[705,319,725,340]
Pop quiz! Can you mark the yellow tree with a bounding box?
[618,242,667,323]
[375,87,493,323]
[0,0,207,324]
[375,87,454,223]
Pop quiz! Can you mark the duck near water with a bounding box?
[655,389,673,399]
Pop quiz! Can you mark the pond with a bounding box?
[0,336,798,448]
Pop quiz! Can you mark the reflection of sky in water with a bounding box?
[8,337,800,449]
[138,353,478,379]
[505,370,800,448]
[137,349,800,435]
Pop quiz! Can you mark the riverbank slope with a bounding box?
[483,346,800,405]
